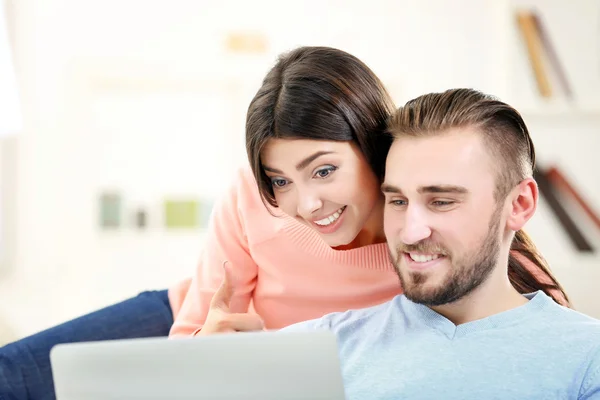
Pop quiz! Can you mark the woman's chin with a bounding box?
[323,231,360,250]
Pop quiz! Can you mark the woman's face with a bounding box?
[261,139,383,248]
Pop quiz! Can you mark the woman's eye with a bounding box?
[271,178,288,188]
[314,166,337,179]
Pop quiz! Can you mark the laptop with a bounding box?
[50,330,346,400]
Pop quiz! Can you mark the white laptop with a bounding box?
[50,330,346,400]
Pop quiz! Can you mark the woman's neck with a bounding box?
[334,196,386,250]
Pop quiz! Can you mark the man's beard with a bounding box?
[391,205,503,306]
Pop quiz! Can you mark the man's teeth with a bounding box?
[409,253,441,263]
[315,207,345,226]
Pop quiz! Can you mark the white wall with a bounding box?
[1,0,599,341]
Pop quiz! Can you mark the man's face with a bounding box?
[382,128,506,306]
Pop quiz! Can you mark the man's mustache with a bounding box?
[395,241,450,257]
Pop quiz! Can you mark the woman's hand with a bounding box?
[196,261,265,335]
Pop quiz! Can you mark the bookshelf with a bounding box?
[507,0,600,117]
[518,103,600,119]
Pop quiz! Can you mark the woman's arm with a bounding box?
[169,169,259,337]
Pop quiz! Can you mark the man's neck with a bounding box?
[429,266,529,326]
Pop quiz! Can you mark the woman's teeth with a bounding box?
[314,207,346,226]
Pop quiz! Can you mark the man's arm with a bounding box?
[580,348,600,399]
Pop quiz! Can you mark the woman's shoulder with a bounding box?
[223,164,290,244]
[227,164,278,218]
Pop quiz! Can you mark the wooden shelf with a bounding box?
[511,99,600,119]
[520,107,600,119]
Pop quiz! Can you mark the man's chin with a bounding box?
[404,289,442,306]
[402,280,454,306]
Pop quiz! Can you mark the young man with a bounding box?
[282,88,600,399]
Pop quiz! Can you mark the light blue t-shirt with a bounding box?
[282,291,600,399]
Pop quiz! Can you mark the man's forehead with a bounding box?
[385,129,496,190]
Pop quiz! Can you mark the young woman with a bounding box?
[0,46,569,399]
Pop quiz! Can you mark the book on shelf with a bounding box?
[515,10,573,100]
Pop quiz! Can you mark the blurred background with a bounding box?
[0,0,598,344]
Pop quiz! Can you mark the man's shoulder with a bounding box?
[560,310,600,400]
[539,299,600,365]
[544,300,600,332]
[281,296,403,334]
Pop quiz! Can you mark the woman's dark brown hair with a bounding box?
[245,46,395,207]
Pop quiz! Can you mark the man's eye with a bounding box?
[432,201,454,206]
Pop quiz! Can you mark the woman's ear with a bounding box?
[506,178,538,231]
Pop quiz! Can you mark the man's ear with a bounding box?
[506,178,538,231]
